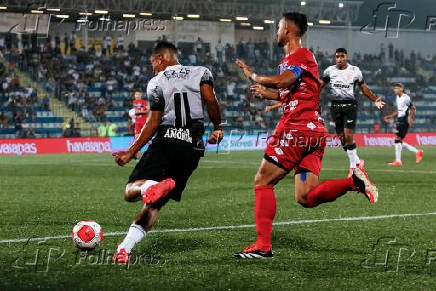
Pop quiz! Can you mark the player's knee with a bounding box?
[254,172,275,187]
[295,193,311,208]
[123,185,136,202]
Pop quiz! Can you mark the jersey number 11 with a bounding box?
[174,92,192,127]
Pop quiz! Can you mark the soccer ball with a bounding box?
[72,220,103,250]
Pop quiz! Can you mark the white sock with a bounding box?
[346,150,356,168]
[118,223,147,253]
[140,180,158,195]
[395,142,403,162]
[402,142,418,153]
[351,148,360,166]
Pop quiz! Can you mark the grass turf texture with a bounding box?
[0,147,435,290]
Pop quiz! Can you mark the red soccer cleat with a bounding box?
[352,168,378,203]
[388,160,403,166]
[113,244,129,263]
[416,150,423,163]
[142,178,176,204]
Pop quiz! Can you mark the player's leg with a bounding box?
[331,103,346,147]
[253,159,287,246]
[343,103,363,177]
[234,158,287,258]
[113,144,175,263]
[389,121,408,165]
[116,144,201,262]
[294,138,377,207]
[124,179,156,202]
[400,139,423,163]
[114,198,169,263]
[295,170,378,208]
[332,104,358,173]
[295,171,350,207]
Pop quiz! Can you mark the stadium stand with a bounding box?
[1,34,436,138]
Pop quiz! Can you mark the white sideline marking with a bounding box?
[1,212,436,244]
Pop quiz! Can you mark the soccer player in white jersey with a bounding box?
[111,42,223,263]
[384,83,423,165]
[320,48,385,178]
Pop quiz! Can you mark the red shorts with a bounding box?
[135,122,146,135]
[264,129,326,176]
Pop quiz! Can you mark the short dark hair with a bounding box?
[282,12,308,37]
[336,48,348,55]
[393,83,404,88]
[153,41,178,54]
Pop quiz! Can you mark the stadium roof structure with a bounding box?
[0,0,363,27]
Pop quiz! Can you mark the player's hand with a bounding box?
[408,117,414,126]
[375,97,385,109]
[112,151,134,166]
[235,59,253,80]
[383,115,391,122]
[250,84,267,99]
[207,129,224,144]
[265,106,272,112]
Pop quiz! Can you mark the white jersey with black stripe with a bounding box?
[396,93,412,119]
[146,64,214,150]
[147,64,213,127]
[322,64,364,101]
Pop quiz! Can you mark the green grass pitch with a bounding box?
[1,147,436,290]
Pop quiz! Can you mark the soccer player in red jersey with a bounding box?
[132,90,150,139]
[233,12,379,259]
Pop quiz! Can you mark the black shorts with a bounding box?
[396,118,409,139]
[330,100,358,134]
[128,141,202,208]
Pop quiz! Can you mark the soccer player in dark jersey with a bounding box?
[320,48,385,177]
[234,12,379,259]
[112,42,223,263]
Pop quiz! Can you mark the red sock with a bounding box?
[306,177,354,207]
[254,185,276,250]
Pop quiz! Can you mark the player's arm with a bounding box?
[408,105,416,126]
[235,59,299,89]
[358,79,385,109]
[250,84,280,101]
[201,83,223,144]
[383,111,398,122]
[319,80,326,92]
[135,105,150,115]
[265,101,282,112]
[319,70,330,93]
[113,111,162,166]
